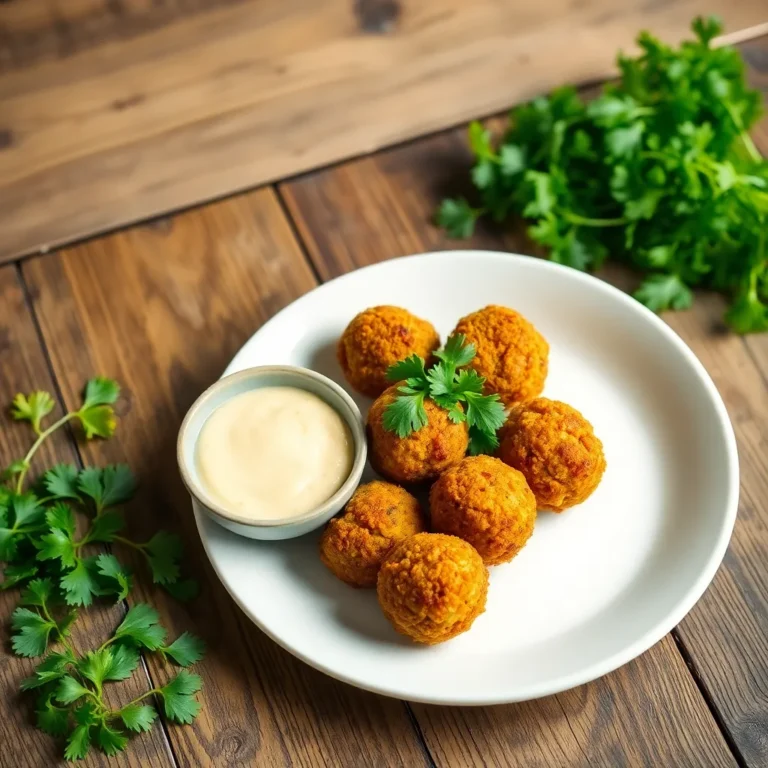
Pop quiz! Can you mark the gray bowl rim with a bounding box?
[177,365,367,528]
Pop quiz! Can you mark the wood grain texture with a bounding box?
[0,267,174,767]
[1,0,766,260]
[20,190,433,768]
[280,141,739,767]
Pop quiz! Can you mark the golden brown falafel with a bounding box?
[367,386,469,484]
[430,455,536,566]
[498,397,606,512]
[319,481,426,587]
[452,305,548,406]
[377,533,488,644]
[338,306,440,398]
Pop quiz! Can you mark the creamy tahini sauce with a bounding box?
[196,387,353,521]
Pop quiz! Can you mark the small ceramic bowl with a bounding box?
[177,366,367,540]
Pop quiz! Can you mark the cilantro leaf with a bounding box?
[78,644,139,686]
[426,364,455,397]
[94,553,132,601]
[452,368,485,396]
[87,509,125,543]
[55,675,92,704]
[634,274,694,312]
[96,723,128,756]
[1,562,39,591]
[21,577,55,608]
[463,391,507,435]
[434,334,476,369]
[42,465,81,501]
[164,578,200,602]
[11,607,56,657]
[382,391,428,439]
[145,531,183,585]
[159,671,202,724]
[45,502,76,536]
[11,391,55,433]
[12,493,45,528]
[78,405,117,440]
[437,199,479,239]
[60,560,99,607]
[21,650,76,691]
[468,427,501,456]
[36,527,77,569]
[120,703,157,733]
[114,603,166,649]
[82,377,120,409]
[161,632,206,667]
[77,465,136,510]
[386,355,427,383]
[35,694,70,736]
[64,723,92,761]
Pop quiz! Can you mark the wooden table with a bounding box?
[1,15,768,768]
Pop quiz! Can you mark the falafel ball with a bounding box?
[430,455,536,565]
[377,533,488,644]
[319,481,426,587]
[497,397,606,512]
[452,305,548,406]
[338,306,440,398]
[367,386,469,484]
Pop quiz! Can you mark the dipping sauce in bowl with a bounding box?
[196,387,354,522]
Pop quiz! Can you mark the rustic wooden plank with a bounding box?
[279,139,739,766]
[1,0,766,260]
[0,267,175,767]
[21,190,433,768]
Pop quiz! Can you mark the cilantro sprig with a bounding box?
[438,17,768,333]
[2,378,203,761]
[383,334,507,455]
[20,602,205,760]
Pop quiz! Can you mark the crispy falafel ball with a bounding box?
[319,481,426,587]
[430,455,536,566]
[452,305,548,406]
[497,397,606,512]
[367,386,469,484]
[338,306,440,398]
[377,533,488,644]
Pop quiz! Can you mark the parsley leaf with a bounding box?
[159,671,202,724]
[435,334,476,369]
[21,650,77,691]
[77,465,136,511]
[82,377,120,409]
[60,560,99,607]
[386,355,427,383]
[87,509,125,543]
[96,723,129,756]
[160,632,206,667]
[11,391,55,434]
[36,527,77,569]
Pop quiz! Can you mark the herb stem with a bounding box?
[113,535,146,551]
[15,412,78,493]
[564,212,627,227]
[125,689,161,707]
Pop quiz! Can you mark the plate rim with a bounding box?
[195,250,739,705]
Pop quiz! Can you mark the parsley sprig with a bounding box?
[2,378,203,760]
[383,334,506,455]
[438,17,768,333]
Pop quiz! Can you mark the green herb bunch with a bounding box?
[383,334,507,455]
[438,17,768,332]
[2,379,204,760]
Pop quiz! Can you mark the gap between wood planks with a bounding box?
[14,261,181,768]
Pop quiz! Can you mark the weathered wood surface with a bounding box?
[21,191,433,767]
[0,267,175,767]
[1,0,766,260]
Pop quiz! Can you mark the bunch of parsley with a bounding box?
[438,17,768,332]
[2,379,203,761]
[384,334,507,454]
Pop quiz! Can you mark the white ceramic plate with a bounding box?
[193,251,738,705]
